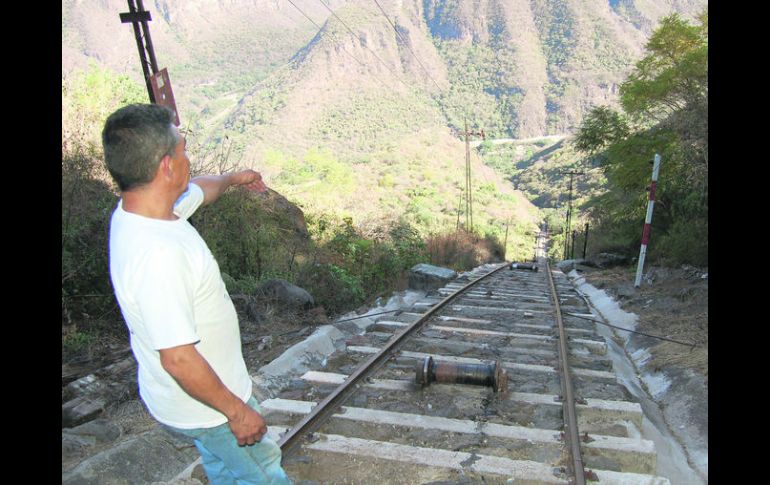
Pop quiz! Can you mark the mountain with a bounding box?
[63,0,707,141]
[62,0,348,129]
[61,0,706,258]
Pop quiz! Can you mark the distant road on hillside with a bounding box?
[470,134,569,148]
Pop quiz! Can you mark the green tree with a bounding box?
[574,106,630,155]
[62,60,147,149]
[575,10,708,265]
[620,12,708,123]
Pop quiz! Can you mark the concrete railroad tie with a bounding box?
[347,347,616,380]
[299,371,643,428]
[264,423,669,483]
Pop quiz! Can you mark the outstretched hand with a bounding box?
[231,169,268,193]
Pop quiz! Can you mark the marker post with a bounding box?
[634,154,661,287]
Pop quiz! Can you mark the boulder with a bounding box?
[229,295,264,323]
[251,188,309,239]
[408,263,457,291]
[62,427,198,485]
[589,252,629,268]
[556,259,587,273]
[258,279,314,309]
[62,356,138,428]
[63,418,122,446]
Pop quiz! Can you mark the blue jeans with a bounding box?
[163,397,291,485]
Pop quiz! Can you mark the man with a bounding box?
[102,103,291,484]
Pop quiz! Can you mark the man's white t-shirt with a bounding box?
[109,182,252,429]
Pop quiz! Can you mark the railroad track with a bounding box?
[260,259,669,484]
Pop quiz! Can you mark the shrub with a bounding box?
[657,217,708,266]
[62,61,145,348]
[192,188,309,281]
[221,272,261,296]
[295,263,364,315]
[61,150,119,324]
[425,229,503,271]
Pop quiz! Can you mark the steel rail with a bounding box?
[544,258,586,485]
[277,262,510,453]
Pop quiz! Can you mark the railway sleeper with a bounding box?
[269,428,669,484]
[347,347,617,383]
[436,289,552,302]
[262,398,656,474]
[294,372,643,435]
[331,348,625,401]
[375,335,614,371]
[274,377,631,440]
[397,312,594,333]
[355,324,607,359]
[417,316,597,337]
[370,317,564,335]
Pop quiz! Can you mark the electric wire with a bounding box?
[284,0,402,94]
[367,0,487,221]
[315,0,413,91]
[370,0,462,133]
[314,0,451,130]
[284,0,500,233]
[333,309,401,324]
[564,312,697,348]
[370,0,443,92]
[285,0,447,129]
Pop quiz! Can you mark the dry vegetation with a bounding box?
[582,265,708,379]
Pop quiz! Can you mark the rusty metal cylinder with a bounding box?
[416,356,507,392]
[510,262,538,272]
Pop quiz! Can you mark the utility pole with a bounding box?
[571,230,578,260]
[460,118,485,232]
[634,154,662,287]
[119,0,180,125]
[502,221,509,261]
[562,224,568,261]
[456,193,462,231]
[559,171,584,260]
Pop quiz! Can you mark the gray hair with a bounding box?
[101,104,178,191]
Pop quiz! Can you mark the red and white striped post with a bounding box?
[634,154,661,287]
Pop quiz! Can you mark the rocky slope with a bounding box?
[63,0,708,144]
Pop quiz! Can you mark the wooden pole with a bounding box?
[503,222,509,261]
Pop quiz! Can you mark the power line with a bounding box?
[284,0,401,94]
[370,0,443,92]
[315,0,413,91]
[284,0,323,30]
[564,312,696,348]
[286,0,447,129]
[368,0,454,131]
[285,1,461,143]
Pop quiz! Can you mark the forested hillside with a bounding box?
[63,0,706,160]
[62,1,708,357]
[574,11,708,264]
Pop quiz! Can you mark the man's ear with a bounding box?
[159,154,173,179]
